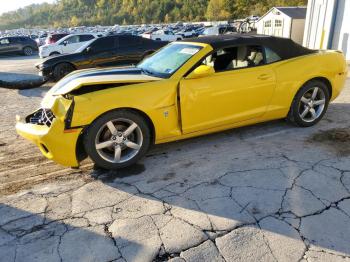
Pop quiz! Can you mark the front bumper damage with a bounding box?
[15,95,82,167]
[36,63,52,81]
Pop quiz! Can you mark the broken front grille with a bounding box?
[27,108,55,127]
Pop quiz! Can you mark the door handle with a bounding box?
[258,74,270,80]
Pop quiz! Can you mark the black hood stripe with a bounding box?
[54,67,143,92]
[81,68,142,78]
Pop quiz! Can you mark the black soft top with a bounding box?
[184,34,316,60]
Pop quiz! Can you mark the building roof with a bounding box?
[257,6,307,22]
[183,33,315,59]
[276,7,307,19]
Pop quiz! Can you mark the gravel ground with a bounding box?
[1,56,350,262]
[0,54,41,74]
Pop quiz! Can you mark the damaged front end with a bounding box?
[16,92,84,167]
[16,67,162,167]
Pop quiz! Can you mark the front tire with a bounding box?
[84,110,151,170]
[52,63,74,81]
[288,80,330,127]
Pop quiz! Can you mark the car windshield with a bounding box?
[137,43,202,78]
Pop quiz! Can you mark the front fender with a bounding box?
[70,80,182,142]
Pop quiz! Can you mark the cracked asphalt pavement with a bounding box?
[1,57,350,261]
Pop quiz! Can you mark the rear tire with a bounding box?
[52,63,74,81]
[287,80,330,127]
[84,110,152,170]
[23,46,33,56]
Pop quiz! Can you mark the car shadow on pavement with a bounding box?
[2,103,350,261]
[17,86,48,98]
[0,204,144,262]
[84,102,350,260]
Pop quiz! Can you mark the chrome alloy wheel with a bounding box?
[24,47,33,56]
[298,86,326,123]
[95,118,143,164]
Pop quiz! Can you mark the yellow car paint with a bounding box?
[16,121,82,167]
[16,41,347,167]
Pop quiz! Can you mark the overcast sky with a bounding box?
[0,0,55,15]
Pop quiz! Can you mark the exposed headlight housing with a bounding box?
[25,108,55,127]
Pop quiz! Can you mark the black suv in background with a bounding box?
[0,36,38,56]
[36,34,167,81]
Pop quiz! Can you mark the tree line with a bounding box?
[0,0,307,30]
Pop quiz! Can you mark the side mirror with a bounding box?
[186,65,215,79]
[63,41,68,46]
[86,47,92,53]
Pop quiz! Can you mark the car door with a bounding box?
[0,38,13,54]
[114,35,143,66]
[63,35,93,54]
[60,35,79,54]
[179,45,276,134]
[88,37,118,68]
[14,37,26,52]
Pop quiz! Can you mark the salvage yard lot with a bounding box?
[0,56,350,262]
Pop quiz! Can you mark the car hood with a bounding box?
[37,52,82,67]
[48,66,162,96]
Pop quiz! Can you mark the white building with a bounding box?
[303,0,350,61]
[256,7,307,44]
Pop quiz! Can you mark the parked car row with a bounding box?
[39,33,104,58]
[0,36,38,56]
[36,34,167,81]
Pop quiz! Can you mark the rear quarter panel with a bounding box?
[264,51,347,120]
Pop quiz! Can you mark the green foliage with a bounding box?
[0,0,307,30]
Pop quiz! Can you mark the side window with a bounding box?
[265,47,281,63]
[0,38,10,45]
[264,20,271,27]
[119,36,141,47]
[201,45,265,72]
[119,36,131,47]
[90,37,115,52]
[80,35,94,42]
[64,35,79,44]
[274,20,282,27]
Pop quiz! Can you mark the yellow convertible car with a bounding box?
[16,35,347,169]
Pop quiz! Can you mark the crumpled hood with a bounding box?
[48,66,162,96]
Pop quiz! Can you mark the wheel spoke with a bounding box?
[300,107,310,118]
[125,140,141,150]
[114,145,121,162]
[123,122,138,136]
[311,87,319,100]
[310,108,317,119]
[96,140,114,150]
[106,121,117,135]
[301,96,309,104]
[314,99,325,106]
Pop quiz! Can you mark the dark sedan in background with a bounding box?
[36,34,167,81]
[0,36,38,56]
